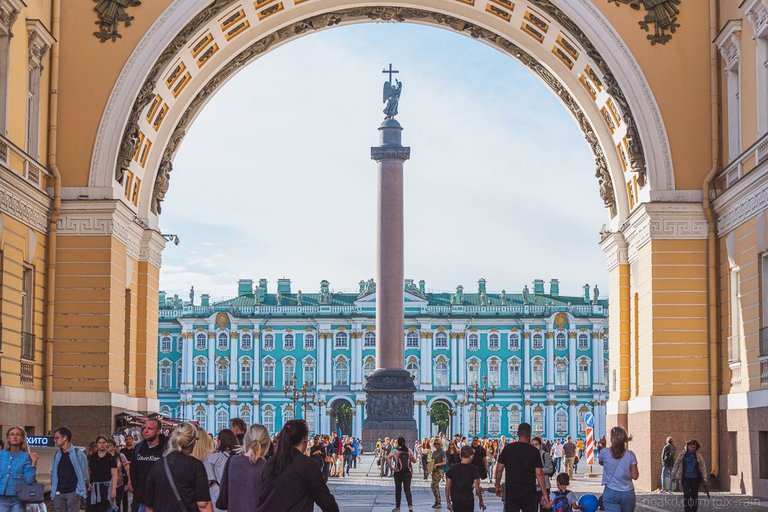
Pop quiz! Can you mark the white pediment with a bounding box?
[354,291,428,307]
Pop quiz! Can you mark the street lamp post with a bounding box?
[470,375,496,437]
[283,374,316,421]
[456,399,466,436]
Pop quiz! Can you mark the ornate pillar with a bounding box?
[351,329,362,388]
[229,331,238,390]
[207,330,215,391]
[420,331,432,389]
[355,400,364,437]
[458,333,467,385]
[207,399,215,431]
[568,333,577,388]
[419,400,429,437]
[568,400,577,437]
[253,330,260,389]
[524,399,532,425]
[450,332,458,384]
[317,332,327,388]
[524,333,531,388]
[546,332,554,388]
[546,400,555,439]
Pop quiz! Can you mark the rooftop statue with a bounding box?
[382,63,402,119]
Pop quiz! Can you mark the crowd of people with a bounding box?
[0,419,713,512]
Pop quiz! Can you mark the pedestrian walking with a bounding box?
[343,437,354,476]
[531,436,554,507]
[204,429,238,512]
[548,473,580,512]
[380,437,393,478]
[0,426,39,512]
[494,423,550,512]
[86,436,117,512]
[470,438,488,482]
[671,439,707,512]
[144,423,213,512]
[129,418,168,512]
[385,437,417,512]
[659,437,676,494]
[445,445,485,512]
[551,439,564,474]
[255,419,339,512]
[431,439,446,509]
[51,426,88,512]
[446,442,461,473]
[597,426,639,512]
[107,440,130,512]
[485,440,498,483]
[562,436,576,479]
[219,423,271,512]
[420,438,431,480]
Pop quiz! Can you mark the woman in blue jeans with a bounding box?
[598,426,639,512]
[0,426,39,512]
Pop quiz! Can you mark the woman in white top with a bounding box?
[204,429,239,512]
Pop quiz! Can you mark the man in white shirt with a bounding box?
[550,439,564,474]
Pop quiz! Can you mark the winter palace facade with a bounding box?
[157,277,609,441]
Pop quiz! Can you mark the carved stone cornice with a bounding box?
[745,0,768,38]
[715,21,742,72]
[621,202,708,262]
[0,0,24,37]
[26,19,54,68]
[607,0,682,45]
[0,168,50,233]
[600,232,628,272]
[713,163,768,235]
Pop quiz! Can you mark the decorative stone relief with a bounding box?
[0,0,24,37]
[745,0,768,38]
[0,186,49,233]
[714,167,768,235]
[93,0,142,43]
[26,20,55,69]
[607,0,682,45]
[716,23,742,72]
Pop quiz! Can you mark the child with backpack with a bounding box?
[445,445,486,512]
[549,473,582,512]
[386,437,418,512]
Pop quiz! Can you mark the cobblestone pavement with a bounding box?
[320,455,768,512]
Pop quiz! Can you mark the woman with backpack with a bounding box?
[598,426,639,512]
[218,424,271,512]
[385,437,418,512]
[204,429,239,512]
[532,436,554,507]
[671,439,707,512]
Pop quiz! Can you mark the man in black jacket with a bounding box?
[128,418,167,512]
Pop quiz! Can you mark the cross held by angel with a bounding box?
[382,63,403,119]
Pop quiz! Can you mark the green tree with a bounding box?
[431,402,451,434]
[334,401,353,435]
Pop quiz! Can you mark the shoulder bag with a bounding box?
[18,481,45,504]
[598,451,629,511]
[163,456,190,512]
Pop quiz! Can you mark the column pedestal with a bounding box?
[363,368,417,446]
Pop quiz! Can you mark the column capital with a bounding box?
[620,202,708,262]
[600,232,628,272]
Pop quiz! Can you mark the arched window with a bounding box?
[175,361,183,388]
[263,360,274,388]
[488,358,500,387]
[305,406,315,434]
[578,333,590,350]
[578,358,590,387]
[334,359,349,387]
[160,336,172,353]
[555,359,568,387]
[578,405,590,435]
[364,331,376,347]
[488,406,501,435]
[159,362,171,390]
[335,332,348,348]
[240,333,252,350]
[406,331,419,348]
[216,360,228,388]
[467,360,479,386]
[303,359,315,388]
[283,407,294,426]
[240,359,252,387]
[555,332,567,350]
[406,357,419,383]
[532,358,544,387]
[216,409,229,434]
[195,333,207,350]
[434,358,449,388]
[217,332,229,350]
[304,332,315,350]
[532,406,544,436]
[508,407,521,434]
[509,332,520,351]
[556,409,568,435]
[159,405,171,416]
[283,358,295,387]
[263,409,275,434]
[195,408,207,430]
[263,333,274,350]
[468,333,479,351]
[194,359,207,388]
[508,359,521,388]
[176,336,183,352]
[363,357,375,380]
[488,333,500,350]
[435,332,448,348]
[240,407,252,426]
[532,333,544,351]
[284,333,295,350]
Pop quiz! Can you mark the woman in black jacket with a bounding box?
[255,420,339,512]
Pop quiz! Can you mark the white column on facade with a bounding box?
[421,330,432,389]
[458,335,467,386]
[568,402,577,437]
[229,401,238,419]
[253,330,261,389]
[355,401,363,437]
[351,327,362,388]
[183,332,193,388]
[546,402,555,439]
[420,401,429,437]
[450,333,458,384]
[207,402,215,430]
[318,333,327,386]
[568,338,577,387]
[185,399,193,421]
[592,331,600,387]
[524,401,532,425]
[230,332,238,389]
[207,329,215,390]
[524,339,531,387]
[254,400,261,423]
[546,333,554,387]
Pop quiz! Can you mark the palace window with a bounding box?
[216,360,228,388]
[531,358,544,387]
[435,332,448,348]
[716,26,742,161]
[555,359,568,388]
[578,333,589,351]
[406,357,419,384]
[303,359,315,388]
[216,409,229,434]
[240,407,252,426]
[532,333,544,351]
[217,332,229,350]
[160,336,172,353]
[195,333,207,350]
[304,332,315,350]
[263,333,274,351]
[363,357,375,380]
[159,362,171,390]
[21,268,34,360]
[508,407,521,434]
[262,409,275,434]
[283,406,294,426]
[240,333,252,351]
[556,409,568,436]
[467,360,479,386]
[335,332,348,349]
[434,358,449,388]
[555,332,567,351]
[509,333,520,351]
[194,359,207,388]
[195,408,207,430]
[729,267,742,363]
[578,358,590,387]
[406,331,419,348]
[468,333,479,351]
[488,358,500,387]
[284,333,295,351]
[334,359,349,387]
[532,406,544,437]
[175,361,183,387]
[263,360,274,388]
[488,333,500,350]
[176,336,183,352]
[488,407,501,436]
[240,358,252,387]
[508,359,521,388]
[578,405,590,435]
[283,358,295,387]
[364,331,376,347]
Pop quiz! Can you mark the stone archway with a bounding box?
[429,399,452,437]
[330,398,354,436]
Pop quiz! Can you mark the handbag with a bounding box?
[163,457,189,512]
[18,482,45,504]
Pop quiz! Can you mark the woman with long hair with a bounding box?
[0,426,38,512]
[445,441,461,472]
[385,436,418,512]
[86,435,118,512]
[255,420,339,512]
[598,426,639,512]
[144,423,213,512]
[671,439,708,512]
[205,429,239,512]
[419,438,431,480]
[192,427,215,462]
[220,423,272,512]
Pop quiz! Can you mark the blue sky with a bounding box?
[159,23,609,302]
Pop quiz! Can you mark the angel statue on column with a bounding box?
[383,79,403,119]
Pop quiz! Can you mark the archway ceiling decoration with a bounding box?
[114,0,650,221]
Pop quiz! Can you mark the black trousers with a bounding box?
[393,471,413,507]
[504,492,537,512]
[452,499,474,512]
[682,477,701,512]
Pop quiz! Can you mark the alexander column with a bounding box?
[362,64,418,446]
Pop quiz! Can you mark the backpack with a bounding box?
[662,446,674,468]
[551,490,572,512]
[393,449,412,473]
[542,451,555,477]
